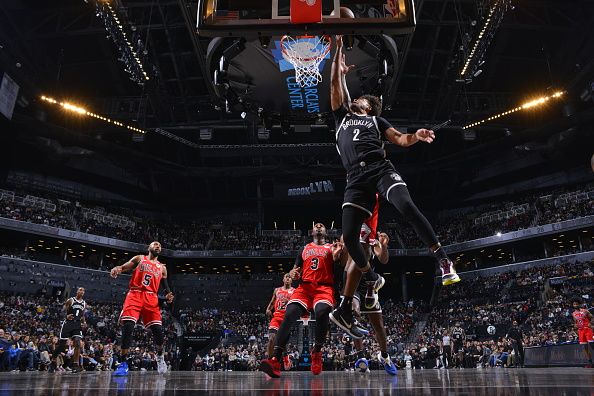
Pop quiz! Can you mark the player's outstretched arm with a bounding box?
[331,36,356,112]
[374,232,390,264]
[331,36,346,111]
[385,127,435,147]
[110,255,142,278]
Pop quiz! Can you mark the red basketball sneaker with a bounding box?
[283,355,292,371]
[311,352,323,375]
[260,357,281,378]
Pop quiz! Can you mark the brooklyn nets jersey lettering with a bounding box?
[67,297,86,322]
[333,106,393,170]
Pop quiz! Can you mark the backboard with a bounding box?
[197,0,416,37]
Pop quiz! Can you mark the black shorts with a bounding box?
[353,292,382,314]
[453,342,464,353]
[342,160,407,216]
[59,320,83,340]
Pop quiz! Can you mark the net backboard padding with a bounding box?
[205,35,398,120]
[197,0,416,37]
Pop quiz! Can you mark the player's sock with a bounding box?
[273,346,284,361]
[340,296,353,310]
[431,244,448,261]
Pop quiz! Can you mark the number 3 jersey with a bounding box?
[298,242,335,285]
[333,106,394,171]
[129,255,163,293]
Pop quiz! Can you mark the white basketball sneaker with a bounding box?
[157,355,167,374]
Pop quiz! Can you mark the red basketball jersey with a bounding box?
[573,309,591,330]
[129,256,163,293]
[301,242,335,285]
[360,194,379,245]
[274,287,295,313]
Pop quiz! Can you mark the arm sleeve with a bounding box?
[161,278,171,293]
[332,106,349,130]
[294,248,304,268]
[376,116,394,136]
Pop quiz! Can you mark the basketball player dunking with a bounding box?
[260,223,343,378]
[110,241,174,376]
[329,35,460,337]
[265,273,295,370]
[50,287,87,373]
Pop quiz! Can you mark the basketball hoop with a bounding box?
[280,35,332,88]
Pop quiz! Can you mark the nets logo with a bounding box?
[487,325,496,335]
[390,173,402,182]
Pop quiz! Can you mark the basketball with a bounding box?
[340,7,355,19]
[591,153,594,172]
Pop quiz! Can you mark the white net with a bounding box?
[281,35,331,88]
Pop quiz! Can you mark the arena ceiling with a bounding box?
[0,0,593,208]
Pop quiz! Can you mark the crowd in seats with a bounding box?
[387,184,593,249]
[402,259,594,369]
[0,293,177,372]
[179,299,425,371]
[1,184,591,252]
[0,256,593,372]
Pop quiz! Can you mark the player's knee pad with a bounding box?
[150,324,164,346]
[121,320,135,350]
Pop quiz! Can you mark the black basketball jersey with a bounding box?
[452,328,464,342]
[333,106,393,170]
[67,297,86,322]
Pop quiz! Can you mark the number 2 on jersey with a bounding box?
[310,257,319,270]
[352,128,360,141]
[142,273,152,286]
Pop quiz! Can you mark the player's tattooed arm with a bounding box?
[374,232,390,264]
[384,127,435,147]
[110,255,142,278]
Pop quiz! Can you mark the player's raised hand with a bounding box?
[340,53,356,75]
[166,292,174,303]
[335,35,343,49]
[415,128,435,143]
[266,308,273,318]
[289,267,301,280]
[378,232,390,246]
[110,266,122,278]
[331,241,344,260]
